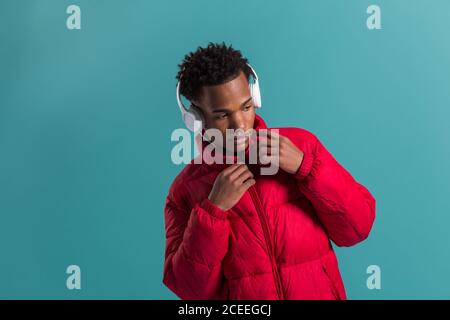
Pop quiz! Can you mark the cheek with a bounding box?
[205,117,225,130]
[210,121,228,135]
[245,110,256,127]
[205,120,228,142]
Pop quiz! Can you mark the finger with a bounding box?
[259,142,280,150]
[239,178,256,191]
[267,129,281,140]
[235,169,254,184]
[257,128,279,136]
[228,164,249,180]
[257,136,273,148]
[260,153,280,164]
[257,128,280,139]
[258,136,281,148]
[259,145,280,156]
[258,137,271,146]
[222,163,244,175]
[256,129,270,141]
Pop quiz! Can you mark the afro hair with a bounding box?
[176,42,252,102]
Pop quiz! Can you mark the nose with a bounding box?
[229,113,246,132]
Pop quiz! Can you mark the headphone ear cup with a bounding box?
[183,111,197,132]
[250,83,262,108]
[183,104,204,132]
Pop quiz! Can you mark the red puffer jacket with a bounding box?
[163,114,376,300]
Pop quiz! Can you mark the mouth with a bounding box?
[235,130,253,142]
[223,130,254,151]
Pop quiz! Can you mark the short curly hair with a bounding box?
[176,42,252,102]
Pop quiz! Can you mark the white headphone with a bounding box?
[176,63,262,132]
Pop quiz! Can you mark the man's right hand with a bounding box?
[208,164,256,211]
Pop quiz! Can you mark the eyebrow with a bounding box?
[212,97,253,113]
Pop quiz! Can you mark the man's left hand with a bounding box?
[257,130,304,175]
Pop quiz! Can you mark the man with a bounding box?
[163,42,376,300]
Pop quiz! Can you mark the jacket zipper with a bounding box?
[248,185,285,300]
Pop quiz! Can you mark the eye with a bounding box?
[244,105,252,111]
[216,113,228,119]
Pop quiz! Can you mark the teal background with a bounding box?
[1,0,449,299]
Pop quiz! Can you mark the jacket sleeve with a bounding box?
[293,130,376,247]
[162,187,230,299]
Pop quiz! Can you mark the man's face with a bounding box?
[193,70,256,153]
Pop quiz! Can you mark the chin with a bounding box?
[235,141,250,153]
[223,140,248,155]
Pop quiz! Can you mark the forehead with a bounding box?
[199,71,250,110]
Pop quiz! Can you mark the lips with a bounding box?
[235,131,252,142]
[225,130,254,148]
